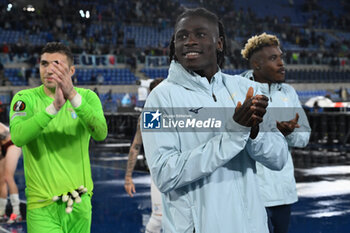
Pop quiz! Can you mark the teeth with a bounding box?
[185,52,200,59]
[187,52,199,55]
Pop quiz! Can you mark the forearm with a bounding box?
[286,131,311,148]
[142,91,250,192]
[143,129,250,193]
[287,93,311,147]
[288,108,311,147]
[125,124,142,178]
[72,93,107,141]
[125,147,140,178]
[247,131,288,171]
[11,110,54,147]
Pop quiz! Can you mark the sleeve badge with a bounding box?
[13,101,26,112]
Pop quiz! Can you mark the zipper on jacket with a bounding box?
[212,93,217,102]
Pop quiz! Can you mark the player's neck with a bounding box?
[43,86,55,98]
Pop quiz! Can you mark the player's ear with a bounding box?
[70,65,75,77]
[217,36,223,52]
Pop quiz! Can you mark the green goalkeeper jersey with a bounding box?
[9,85,107,210]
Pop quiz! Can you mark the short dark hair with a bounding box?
[40,42,74,65]
[169,7,227,68]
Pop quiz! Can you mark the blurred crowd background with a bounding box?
[0,0,349,119]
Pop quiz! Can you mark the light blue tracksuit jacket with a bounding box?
[242,70,311,207]
[141,61,288,233]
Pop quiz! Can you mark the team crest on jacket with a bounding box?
[71,112,77,119]
[67,108,77,119]
[13,101,26,112]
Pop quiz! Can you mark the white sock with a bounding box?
[9,194,20,215]
[0,198,7,215]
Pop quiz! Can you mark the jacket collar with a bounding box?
[167,61,223,93]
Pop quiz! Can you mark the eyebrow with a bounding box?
[176,27,209,33]
[270,52,283,56]
[40,59,61,64]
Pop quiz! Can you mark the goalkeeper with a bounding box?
[9,42,108,233]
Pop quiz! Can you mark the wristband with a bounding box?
[70,93,82,108]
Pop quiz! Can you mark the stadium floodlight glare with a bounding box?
[27,5,35,12]
[79,10,90,19]
[23,5,35,12]
[79,9,85,18]
[7,3,12,11]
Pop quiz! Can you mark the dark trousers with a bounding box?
[266,204,292,233]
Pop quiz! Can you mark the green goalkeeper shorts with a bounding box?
[27,194,92,233]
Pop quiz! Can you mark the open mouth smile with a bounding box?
[184,51,202,59]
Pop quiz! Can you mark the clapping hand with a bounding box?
[277,113,300,136]
[233,87,269,127]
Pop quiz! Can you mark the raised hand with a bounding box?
[233,87,269,127]
[50,60,77,101]
[53,85,66,111]
[277,113,300,136]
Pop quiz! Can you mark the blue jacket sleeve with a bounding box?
[246,130,288,171]
[141,91,251,193]
[242,80,288,170]
[245,105,289,171]
[285,87,311,148]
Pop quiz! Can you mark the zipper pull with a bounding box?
[212,93,217,102]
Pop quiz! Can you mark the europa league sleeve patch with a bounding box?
[13,100,26,112]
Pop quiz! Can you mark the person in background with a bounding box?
[121,93,131,107]
[97,73,104,85]
[103,89,117,113]
[241,32,311,233]
[124,78,164,233]
[9,42,107,233]
[0,122,22,223]
[141,8,288,233]
[136,78,155,108]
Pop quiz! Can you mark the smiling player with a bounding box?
[141,8,289,233]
